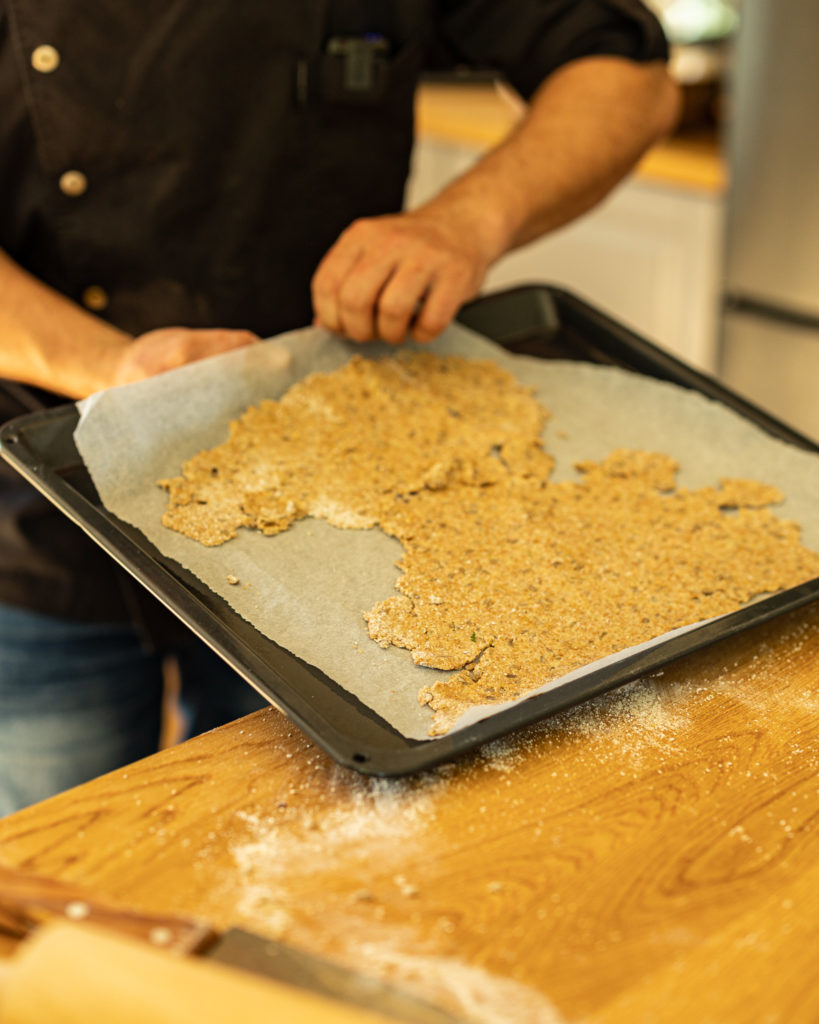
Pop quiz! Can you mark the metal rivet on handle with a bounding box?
[64,900,91,920]
[148,926,174,946]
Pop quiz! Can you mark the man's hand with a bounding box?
[311,206,499,345]
[109,327,259,387]
[312,57,679,346]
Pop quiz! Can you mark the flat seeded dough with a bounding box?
[159,353,819,735]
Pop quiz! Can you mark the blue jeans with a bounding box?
[0,603,267,816]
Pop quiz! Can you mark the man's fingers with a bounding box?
[311,228,366,333]
[376,262,435,344]
[335,254,399,342]
[411,265,475,343]
[113,327,259,386]
[312,213,491,343]
[183,328,258,362]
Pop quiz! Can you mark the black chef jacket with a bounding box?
[0,0,667,632]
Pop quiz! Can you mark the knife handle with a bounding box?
[2,922,403,1024]
[0,863,215,955]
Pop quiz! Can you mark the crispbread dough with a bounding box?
[159,353,546,544]
[159,353,819,736]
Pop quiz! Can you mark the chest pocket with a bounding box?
[309,0,431,108]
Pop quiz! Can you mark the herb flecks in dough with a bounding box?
[159,354,819,736]
[375,452,819,734]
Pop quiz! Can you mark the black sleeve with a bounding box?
[434,0,669,99]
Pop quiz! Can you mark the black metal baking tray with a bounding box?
[2,285,818,776]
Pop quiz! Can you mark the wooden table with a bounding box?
[2,603,819,1023]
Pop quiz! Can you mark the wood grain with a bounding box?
[1,604,819,1022]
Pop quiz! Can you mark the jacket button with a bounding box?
[58,170,88,196]
[31,44,61,73]
[81,285,109,312]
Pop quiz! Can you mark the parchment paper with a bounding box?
[75,325,819,740]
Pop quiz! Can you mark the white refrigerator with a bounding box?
[719,0,819,443]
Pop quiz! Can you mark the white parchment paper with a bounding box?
[75,325,819,740]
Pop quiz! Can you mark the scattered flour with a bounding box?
[353,942,567,1024]
[471,674,692,777]
[224,767,565,1023]
[228,772,440,924]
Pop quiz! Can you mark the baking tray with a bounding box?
[2,285,818,776]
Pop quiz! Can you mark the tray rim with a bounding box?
[2,283,818,775]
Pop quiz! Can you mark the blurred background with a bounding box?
[408,0,819,441]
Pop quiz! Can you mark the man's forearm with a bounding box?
[422,56,682,264]
[0,250,260,397]
[0,249,130,398]
[312,55,680,343]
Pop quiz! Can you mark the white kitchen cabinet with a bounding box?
[405,136,725,372]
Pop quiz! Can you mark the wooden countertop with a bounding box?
[2,602,819,1021]
[415,82,727,195]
